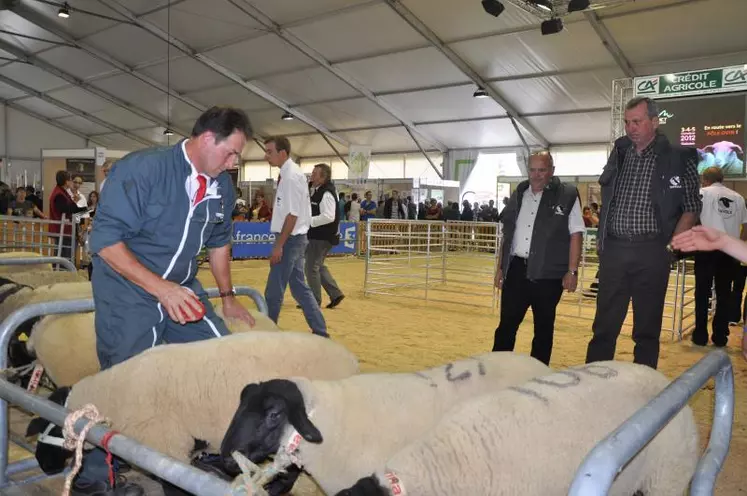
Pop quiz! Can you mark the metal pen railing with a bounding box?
[568,350,734,496]
[0,256,77,273]
[0,286,267,492]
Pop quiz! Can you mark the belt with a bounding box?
[607,232,661,242]
[511,255,528,264]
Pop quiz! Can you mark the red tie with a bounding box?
[194,175,207,206]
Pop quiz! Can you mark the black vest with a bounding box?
[308,182,340,242]
[597,132,698,253]
[500,177,579,281]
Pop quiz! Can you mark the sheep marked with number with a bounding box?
[219,352,552,496]
[338,361,699,496]
[26,330,360,477]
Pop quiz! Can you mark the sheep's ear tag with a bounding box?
[283,409,314,456]
[384,472,407,496]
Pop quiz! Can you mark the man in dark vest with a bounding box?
[306,163,345,308]
[492,152,584,365]
[585,96,701,369]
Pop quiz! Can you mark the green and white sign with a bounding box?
[634,65,747,99]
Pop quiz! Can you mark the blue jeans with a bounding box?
[265,235,328,336]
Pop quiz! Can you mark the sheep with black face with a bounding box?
[220,352,552,496]
[25,330,359,478]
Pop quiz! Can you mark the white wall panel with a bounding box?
[296,98,399,129]
[525,112,610,145]
[203,34,314,80]
[382,85,507,122]
[255,67,360,106]
[187,84,273,112]
[417,118,523,149]
[246,0,372,26]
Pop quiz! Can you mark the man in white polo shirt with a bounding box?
[264,136,328,337]
[692,166,747,347]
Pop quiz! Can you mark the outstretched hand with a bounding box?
[670,225,728,253]
[221,296,256,327]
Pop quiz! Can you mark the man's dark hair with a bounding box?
[55,170,70,187]
[625,96,659,119]
[264,136,291,156]
[191,107,252,141]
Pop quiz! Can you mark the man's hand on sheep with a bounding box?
[221,295,256,327]
[156,282,205,325]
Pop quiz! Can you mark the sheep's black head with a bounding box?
[335,475,390,496]
[220,379,322,476]
[25,387,73,475]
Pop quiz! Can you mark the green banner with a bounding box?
[634,65,747,99]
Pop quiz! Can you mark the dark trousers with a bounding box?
[694,251,735,346]
[586,238,670,369]
[492,257,564,366]
[729,264,747,323]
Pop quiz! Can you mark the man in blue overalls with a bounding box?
[78,107,255,496]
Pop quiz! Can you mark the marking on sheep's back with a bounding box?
[413,371,438,388]
[507,386,549,405]
[444,363,471,382]
[530,370,581,388]
[575,364,618,379]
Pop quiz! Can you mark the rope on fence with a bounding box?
[62,404,113,496]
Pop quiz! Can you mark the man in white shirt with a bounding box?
[264,136,328,337]
[492,152,585,365]
[305,163,345,308]
[692,166,747,347]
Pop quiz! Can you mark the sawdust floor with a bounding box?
[6,256,745,495]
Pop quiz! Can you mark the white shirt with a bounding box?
[348,201,361,222]
[182,140,213,205]
[699,183,747,238]
[511,188,585,258]
[270,158,312,235]
[310,188,337,228]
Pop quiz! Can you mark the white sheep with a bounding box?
[0,281,92,322]
[26,305,279,387]
[26,330,360,477]
[27,305,280,387]
[0,251,52,273]
[219,352,552,495]
[337,360,699,496]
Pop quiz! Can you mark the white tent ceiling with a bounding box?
[0,0,743,161]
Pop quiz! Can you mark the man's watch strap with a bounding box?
[568,269,578,276]
[219,288,236,298]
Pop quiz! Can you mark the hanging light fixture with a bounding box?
[529,0,553,13]
[163,128,174,136]
[57,2,70,18]
[473,86,489,98]
[164,0,172,142]
[281,112,294,121]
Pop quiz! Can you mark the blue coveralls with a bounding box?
[80,139,235,487]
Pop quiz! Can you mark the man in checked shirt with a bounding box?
[585,96,701,370]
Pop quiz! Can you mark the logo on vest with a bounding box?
[669,176,682,189]
[717,197,735,218]
[553,205,565,215]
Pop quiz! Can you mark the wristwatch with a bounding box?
[568,269,578,276]
[219,287,236,298]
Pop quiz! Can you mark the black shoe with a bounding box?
[72,476,144,496]
[326,295,345,309]
[691,336,708,346]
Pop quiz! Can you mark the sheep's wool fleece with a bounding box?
[0,251,51,274]
[28,306,279,387]
[289,352,551,494]
[372,360,699,496]
[0,281,92,323]
[66,331,359,462]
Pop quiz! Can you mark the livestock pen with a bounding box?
[0,286,268,495]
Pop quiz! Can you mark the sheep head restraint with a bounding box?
[220,379,321,476]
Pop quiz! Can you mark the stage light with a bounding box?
[529,0,553,13]
[481,0,505,17]
[281,112,294,121]
[473,87,489,98]
[541,17,564,35]
[567,0,590,12]
[57,2,70,18]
